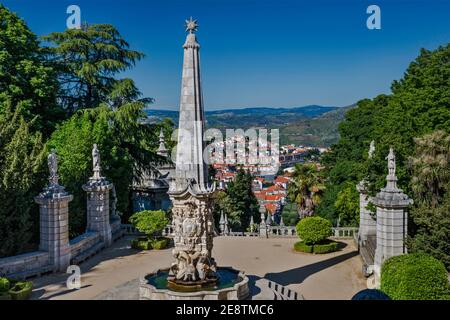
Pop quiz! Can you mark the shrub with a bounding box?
[296,216,332,244]
[294,241,313,253]
[129,210,169,240]
[0,278,10,292]
[9,281,33,300]
[151,238,168,250]
[313,241,338,254]
[381,253,450,300]
[131,237,152,250]
[294,240,338,254]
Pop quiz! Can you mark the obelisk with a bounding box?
[167,17,217,287]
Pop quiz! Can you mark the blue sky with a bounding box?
[2,0,450,110]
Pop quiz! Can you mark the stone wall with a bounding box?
[0,251,51,280]
[70,232,101,260]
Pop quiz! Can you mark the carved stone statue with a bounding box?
[368,140,375,159]
[92,144,101,178]
[48,149,59,186]
[386,147,396,176]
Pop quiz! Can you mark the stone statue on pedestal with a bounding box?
[48,149,59,186]
[386,147,396,176]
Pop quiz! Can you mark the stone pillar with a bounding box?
[35,150,73,272]
[372,148,413,285]
[356,180,376,246]
[82,144,113,247]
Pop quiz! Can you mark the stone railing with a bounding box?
[162,225,174,237]
[266,226,297,237]
[332,227,358,238]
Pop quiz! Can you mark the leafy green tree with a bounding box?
[224,169,260,231]
[48,103,165,236]
[408,130,450,270]
[315,184,340,225]
[334,182,359,227]
[42,23,168,236]
[320,44,450,228]
[0,105,47,257]
[0,5,63,136]
[281,201,299,226]
[288,163,325,218]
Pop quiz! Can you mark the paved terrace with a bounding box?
[30,236,366,300]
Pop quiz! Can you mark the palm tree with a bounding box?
[288,163,325,219]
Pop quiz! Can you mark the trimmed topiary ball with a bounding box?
[296,216,332,245]
[381,253,450,300]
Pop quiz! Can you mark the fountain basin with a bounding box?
[139,267,249,300]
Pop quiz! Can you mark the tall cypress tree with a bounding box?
[0,104,46,257]
[226,169,260,231]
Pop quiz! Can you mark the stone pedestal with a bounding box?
[356,181,376,245]
[83,177,113,247]
[372,148,413,286]
[35,185,73,273]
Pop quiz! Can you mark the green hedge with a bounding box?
[294,241,313,253]
[294,240,338,254]
[313,241,338,254]
[296,217,332,244]
[131,238,152,250]
[131,237,168,250]
[9,281,33,300]
[0,278,10,292]
[381,253,450,300]
[151,238,168,250]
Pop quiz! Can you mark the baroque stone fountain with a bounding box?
[139,18,249,300]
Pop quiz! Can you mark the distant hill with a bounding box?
[145,104,353,147]
[279,104,356,147]
[145,105,337,128]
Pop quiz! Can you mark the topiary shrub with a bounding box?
[296,216,332,244]
[381,253,450,300]
[294,241,313,253]
[0,278,10,292]
[9,281,33,300]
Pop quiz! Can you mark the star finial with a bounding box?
[185,17,199,34]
